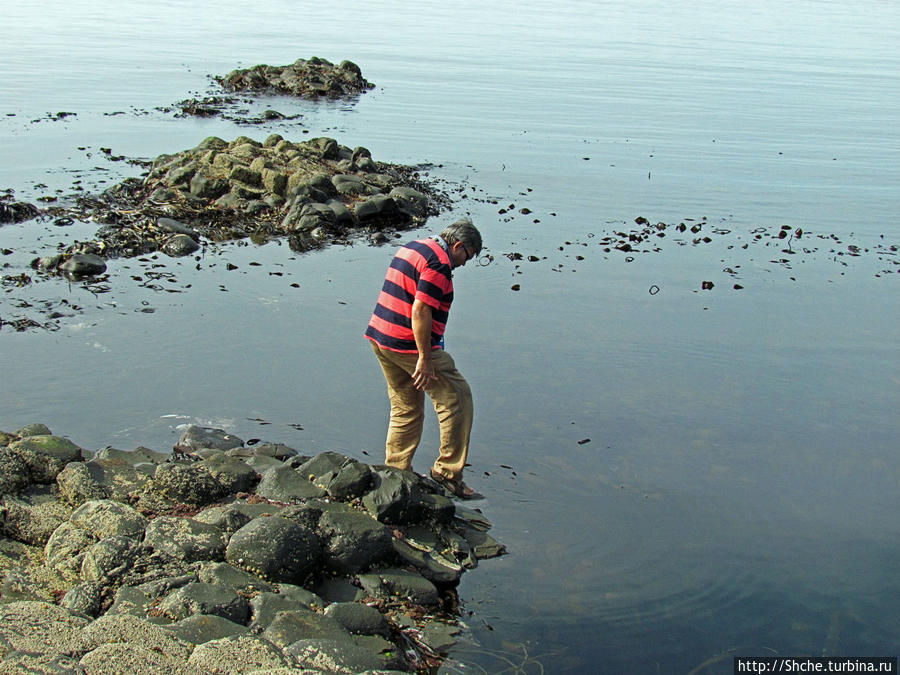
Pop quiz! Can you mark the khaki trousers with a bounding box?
[370,342,473,480]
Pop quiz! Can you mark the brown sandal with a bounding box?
[429,470,484,500]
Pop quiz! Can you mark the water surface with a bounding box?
[1,1,898,672]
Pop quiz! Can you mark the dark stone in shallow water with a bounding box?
[59,253,107,278]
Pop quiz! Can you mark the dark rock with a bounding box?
[174,425,245,453]
[390,186,429,218]
[324,601,391,637]
[189,172,230,199]
[352,633,408,670]
[422,621,462,653]
[217,57,374,100]
[196,561,274,595]
[460,525,507,559]
[391,537,464,585]
[158,581,250,624]
[262,608,349,647]
[296,171,339,198]
[60,253,107,278]
[311,576,367,604]
[299,452,372,500]
[332,174,372,196]
[278,498,334,531]
[256,464,327,502]
[133,571,196,600]
[249,588,323,630]
[318,509,393,574]
[291,201,337,233]
[162,233,200,257]
[417,492,456,525]
[166,164,197,187]
[243,442,301,461]
[225,515,321,584]
[214,192,243,209]
[95,444,170,468]
[307,136,341,159]
[362,467,425,524]
[200,454,258,494]
[327,199,355,227]
[0,200,41,224]
[193,499,283,533]
[357,568,440,606]
[241,453,285,474]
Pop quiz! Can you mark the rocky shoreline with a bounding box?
[0,423,505,673]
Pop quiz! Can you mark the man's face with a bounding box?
[450,241,475,268]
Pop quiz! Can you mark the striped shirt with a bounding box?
[365,238,454,353]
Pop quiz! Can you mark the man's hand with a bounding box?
[413,354,436,390]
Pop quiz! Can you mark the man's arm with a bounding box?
[411,299,436,390]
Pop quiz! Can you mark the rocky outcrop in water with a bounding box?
[32,134,447,279]
[215,57,375,99]
[0,423,504,673]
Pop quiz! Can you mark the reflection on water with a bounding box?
[1,0,899,672]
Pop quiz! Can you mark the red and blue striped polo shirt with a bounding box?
[365,238,454,353]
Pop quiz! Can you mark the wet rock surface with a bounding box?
[0,422,506,673]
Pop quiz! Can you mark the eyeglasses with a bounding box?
[462,244,474,260]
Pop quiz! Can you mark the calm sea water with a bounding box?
[2,1,899,672]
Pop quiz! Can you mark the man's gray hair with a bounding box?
[440,218,482,256]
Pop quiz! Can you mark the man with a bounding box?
[365,218,483,499]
